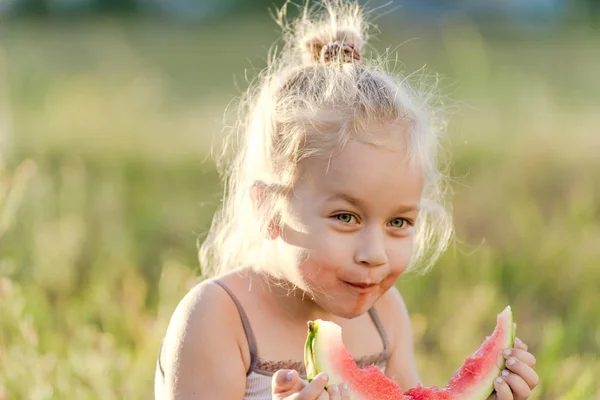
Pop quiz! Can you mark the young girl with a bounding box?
[155,1,538,399]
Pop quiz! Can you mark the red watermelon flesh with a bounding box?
[304,306,516,400]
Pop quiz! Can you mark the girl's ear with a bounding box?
[250,181,281,240]
[250,181,268,208]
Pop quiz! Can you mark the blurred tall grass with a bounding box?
[0,15,599,399]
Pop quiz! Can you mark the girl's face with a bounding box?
[279,132,423,319]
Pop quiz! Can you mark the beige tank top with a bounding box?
[154,280,389,399]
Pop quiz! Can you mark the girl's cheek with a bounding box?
[388,252,409,276]
[388,240,413,275]
[309,229,348,257]
[298,260,336,293]
[379,274,399,294]
[297,236,346,280]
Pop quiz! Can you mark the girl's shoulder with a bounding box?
[159,275,254,389]
[165,276,242,336]
[165,269,254,337]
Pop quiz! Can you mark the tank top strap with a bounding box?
[367,306,390,358]
[213,279,258,376]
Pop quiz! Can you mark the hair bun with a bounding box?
[288,0,368,65]
[321,40,360,64]
[303,36,361,65]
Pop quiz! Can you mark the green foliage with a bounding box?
[0,16,599,399]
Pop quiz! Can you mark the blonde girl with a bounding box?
[155,1,538,399]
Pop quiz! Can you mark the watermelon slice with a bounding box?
[304,306,516,400]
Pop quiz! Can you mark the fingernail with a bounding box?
[502,370,509,377]
[495,377,503,384]
[342,382,349,391]
[507,358,516,366]
[515,337,522,344]
[322,373,329,382]
[286,371,293,382]
[503,349,512,357]
[331,385,339,392]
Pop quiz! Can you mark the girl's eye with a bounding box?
[389,218,407,228]
[334,213,357,224]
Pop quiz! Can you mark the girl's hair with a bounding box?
[199,0,453,280]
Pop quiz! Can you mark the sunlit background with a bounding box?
[0,0,599,399]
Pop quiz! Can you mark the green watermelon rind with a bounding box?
[305,320,347,389]
[304,321,318,384]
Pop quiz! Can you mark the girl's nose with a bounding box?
[353,227,387,267]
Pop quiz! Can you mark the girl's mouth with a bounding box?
[342,281,378,293]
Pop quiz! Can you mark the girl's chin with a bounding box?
[334,306,371,320]
[317,294,377,319]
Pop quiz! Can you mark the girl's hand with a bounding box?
[272,369,351,400]
[488,337,539,400]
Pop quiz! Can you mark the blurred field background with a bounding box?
[1,0,599,399]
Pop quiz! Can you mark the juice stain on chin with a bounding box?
[352,294,368,315]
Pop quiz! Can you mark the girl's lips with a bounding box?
[343,281,378,293]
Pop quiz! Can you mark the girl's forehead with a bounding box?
[301,139,411,175]
[297,140,423,200]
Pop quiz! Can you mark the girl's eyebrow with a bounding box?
[326,193,363,207]
[392,204,420,214]
[326,193,420,214]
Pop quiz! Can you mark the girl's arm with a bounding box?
[377,286,422,391]
[160,282,248,399]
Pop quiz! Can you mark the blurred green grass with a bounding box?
[0,15,599,399]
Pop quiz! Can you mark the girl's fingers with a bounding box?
[327,384,342,400]
[295,373,329,400]
[272,370,304,394]
[500,370,532,400]
[514,337,528,352]
[503,348,536,368]
[494,377,514,400]
[504,357,539,389]
[340,382,351,399]
[324,382,351,400]
[315,390,330,400]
